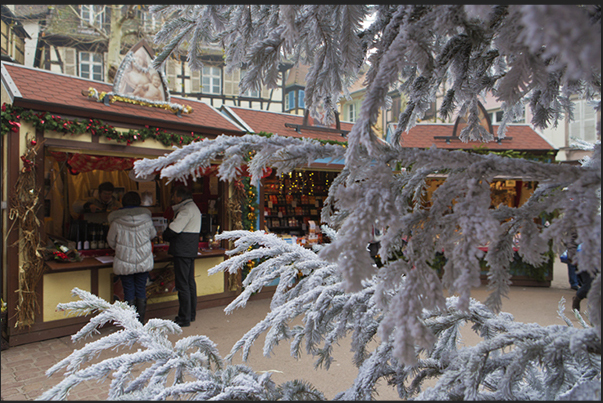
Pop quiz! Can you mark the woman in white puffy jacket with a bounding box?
[107,191,156,323]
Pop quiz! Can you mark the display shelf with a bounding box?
[262,170,337,240]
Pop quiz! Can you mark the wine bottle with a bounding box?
[97,224,105,249]
[76,221,82,250]
[90,224,98,249]
[83,221,90,250]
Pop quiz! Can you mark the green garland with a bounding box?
[1,103,204,146]
[241,176,258,231]
[469,144,557,163]
[256,131,348,147]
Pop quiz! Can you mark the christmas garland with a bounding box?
[241,176,258,231]
[1,103,203,146]
[256,131,348,147]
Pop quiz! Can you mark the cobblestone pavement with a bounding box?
[1,259,585,400]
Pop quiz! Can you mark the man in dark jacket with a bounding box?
[162,186,202,327]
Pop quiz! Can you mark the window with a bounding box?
[346,101,359,122]
[142,11,160,32]
[569,99,598,143]
[225,69,260,97]
[202,66,221,94]
[285,91,295,110]
[242,87,259,98]
[241,70,259,97]
[80,5,104,27]
[488,109,525,124]
[79,52,103,81]
[298,90,305,109]
[165,58,178,92]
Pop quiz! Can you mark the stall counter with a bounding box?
[43,248,227,322]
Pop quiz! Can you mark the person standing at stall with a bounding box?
[106,191,156,324]
[162,186,202,327]
[73,181,122,224]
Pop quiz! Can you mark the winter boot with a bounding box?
[135,297,147,324]
[572,295,582,312]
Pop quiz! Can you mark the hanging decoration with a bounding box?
[83,88,193,116]
[1,103,203,146]
[227,153,261,286]
[82,41,193,116]
[8,135,45,328]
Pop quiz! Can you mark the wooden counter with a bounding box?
[45,248,227,272]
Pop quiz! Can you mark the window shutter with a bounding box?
[582,101,596,142]
[191,70,200,93]
[224,69,240,96]
[166,59,178,92]
[62,48,77,76]
[262,86,271,99]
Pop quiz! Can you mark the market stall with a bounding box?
[219,106,352,247]
[2,52,247,346]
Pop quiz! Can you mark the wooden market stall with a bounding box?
[220,106,352,247]
[2,53,248,346]
[388,120,559,286]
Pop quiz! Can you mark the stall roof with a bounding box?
[221,105,353,143]
[1,62,245,137]
[387,123,556,152]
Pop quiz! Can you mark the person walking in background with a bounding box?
[107,191,156,324]
[73,181,122,224]
[162,186,202,327]
[571,243,599,312]
[563,231,581,291]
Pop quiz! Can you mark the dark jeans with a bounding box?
[576,270,593,300]
[173,257,197,323]
[567,263,580,288]
[121,272,149,301]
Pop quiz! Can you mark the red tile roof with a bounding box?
[224,106,353,143]
[389,123,555,151]
[2,62,245,136]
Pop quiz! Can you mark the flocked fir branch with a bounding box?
[135,130,601,364]
[1,103,203,146]
[37,287,325,401]
[139,5,601,360]
[41,4,602,401]
[38,239,600,400]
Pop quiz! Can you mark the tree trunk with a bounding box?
[106,5,125,83]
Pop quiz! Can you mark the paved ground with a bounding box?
[1,258,590,401]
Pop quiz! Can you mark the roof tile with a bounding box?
[391,123,554,151]
[228,106,352,143]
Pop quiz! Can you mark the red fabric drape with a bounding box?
[67,153,136,173]
[48,152,136,174]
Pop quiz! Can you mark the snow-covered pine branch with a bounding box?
[37,288,324,401]
[195,230,601,400]
[134,134,345,187]
[137,130,600,364]
[143,3,601,365]
[42,236,600,399]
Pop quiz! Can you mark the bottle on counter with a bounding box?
[97,224,105,249]
[75,221,82,250]
[82,221,90,250]
[90,224,98,250]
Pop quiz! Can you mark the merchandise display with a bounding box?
[262,170,337,244]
